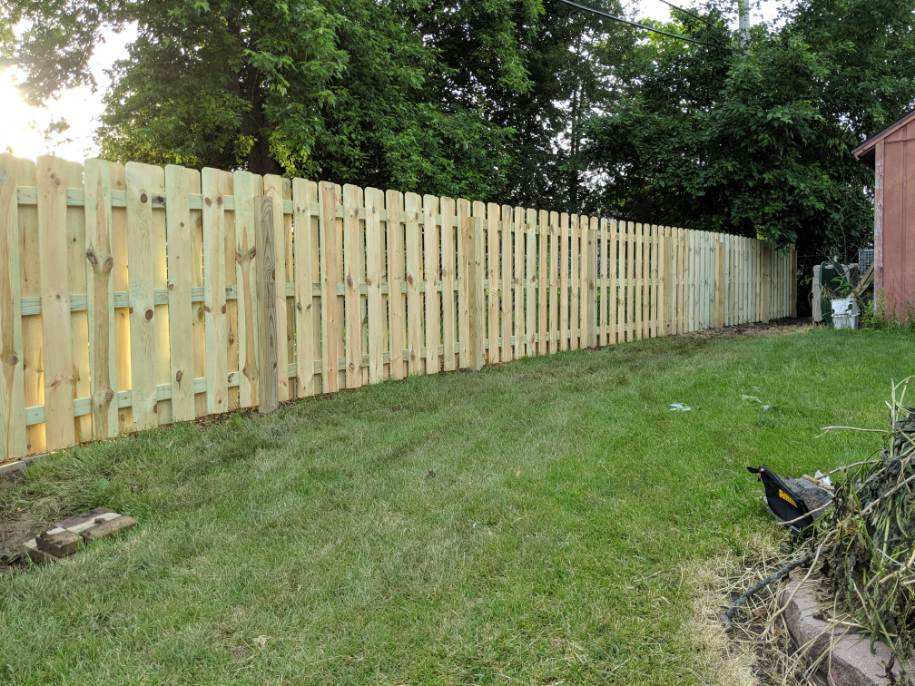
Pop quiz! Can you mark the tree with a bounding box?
[583,0,915,289]
[2,0,540,199]
[3,0,634,206]
[400,0,632,210]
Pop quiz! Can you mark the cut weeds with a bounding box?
[0,326,909,685]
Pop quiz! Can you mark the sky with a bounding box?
[0,0,784,162]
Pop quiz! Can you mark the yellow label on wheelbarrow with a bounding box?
[778,489,798,508]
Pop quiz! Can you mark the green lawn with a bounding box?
[0,326,908,685]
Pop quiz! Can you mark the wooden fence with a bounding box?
[0,154,797,461]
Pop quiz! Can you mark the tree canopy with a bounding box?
[3,0,915,281]
[584,0,914,271]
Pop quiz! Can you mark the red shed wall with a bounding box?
[880,119,915,321]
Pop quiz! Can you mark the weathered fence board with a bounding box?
[0,154,797,461]
[84,159,118,440]
[202,167,230,414]
[385,189,406,381]
[0,156,27,458]
[254,195,278,414]
[233,170,261,407]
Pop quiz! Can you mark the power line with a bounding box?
[557,0,714,47]
[656,0,720,32]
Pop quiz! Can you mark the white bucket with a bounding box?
[831,297,859,330]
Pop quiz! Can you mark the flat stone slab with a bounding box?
[781,573,912,685]
[20,509,135,563]
[36,530,81,557]
[82,515,137,542]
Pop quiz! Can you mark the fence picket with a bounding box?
[386,190,406,380]
[292,179,316,396]
[320,181,342,394]
[255,196,279,414]
[164,165,197,421]
[648,225,656,338]
[559,213,570,351]
[466,202,486,370]
[598,217,608,347]
[0,156,27,459]
[365,188,385,384]
[423,194,441,374]
[498,205,512,362]
[125,162,162,430]
[513,206,525,359]
[442,197,459,371]
[569,214,580,351]
[83,160,119,439]
[264,175,290,400]
[233,171,261,406]
[458,199,472,369]
[404,192,423,376]
[202,168,229,412]
[37,157,77,447]
[538,210,549,355]
[525,208,537,355]
[487,202,501,364]
[609,219,619,344]
[342,185,364,389]
[548,211,560,354]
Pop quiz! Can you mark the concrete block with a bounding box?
[781,574,911,685]
[36,530,81,557]
[81,515,137,542]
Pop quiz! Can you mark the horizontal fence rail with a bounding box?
[0,154,797,460]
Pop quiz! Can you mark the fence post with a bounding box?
[462,207,485,371]
[255,195,279,414]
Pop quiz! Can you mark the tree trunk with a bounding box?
[247,134,280,175]
[568,83,581,213]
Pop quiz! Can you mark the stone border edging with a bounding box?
[781,573,910,685]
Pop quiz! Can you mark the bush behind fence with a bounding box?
[0,154,797,460]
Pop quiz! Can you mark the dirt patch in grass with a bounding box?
[0,516,39,570]
[686,319,811,340]
[693,536,821,685]
[685,535,780,686]
[0,476,42,571]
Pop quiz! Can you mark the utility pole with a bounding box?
[737,0,750,46]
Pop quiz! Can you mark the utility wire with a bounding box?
[656,0,720,31]
[557,0,715,47]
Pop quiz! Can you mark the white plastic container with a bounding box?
[831,297,859,329]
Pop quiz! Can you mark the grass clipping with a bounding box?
[814,378,915,672]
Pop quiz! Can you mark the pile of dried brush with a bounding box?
[812,379,915,671]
